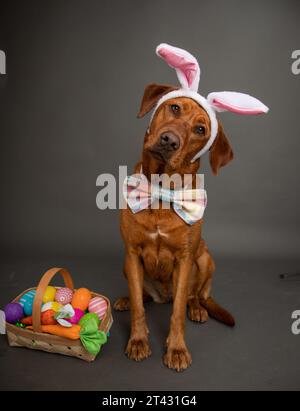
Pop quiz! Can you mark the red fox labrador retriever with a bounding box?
[115,84,235,371]
[114,44,268,372]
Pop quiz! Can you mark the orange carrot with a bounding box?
[21,316,33,325]
[21,310,57,326]
[27,324,81,340]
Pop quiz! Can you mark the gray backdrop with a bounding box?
[0,0,300,391]
[0,0,299,259]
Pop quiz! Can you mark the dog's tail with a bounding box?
[201,297,235,327]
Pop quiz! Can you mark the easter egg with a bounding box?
[79,312,100,328]
[71,288,92,311]
[19,290,36,316]
[55,287,73,305]
[41,309,57,325]
[42,301,62,313]
[42,286,57,304]
[4,302,24,324]
[66,308,84,325]
[88,296,107,321]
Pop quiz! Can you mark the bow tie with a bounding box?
[123,174,207,225]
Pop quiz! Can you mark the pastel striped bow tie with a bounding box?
[123,174,207,225]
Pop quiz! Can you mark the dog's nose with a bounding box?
[159,132,180,151]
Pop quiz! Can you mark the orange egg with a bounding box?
[71,288,92,311]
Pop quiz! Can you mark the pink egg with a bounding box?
[55,287,73,305]
[88,296,107,320]
[66,308,84,324]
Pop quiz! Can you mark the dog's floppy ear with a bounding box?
[137,83,177,118]
[209,121,234,175]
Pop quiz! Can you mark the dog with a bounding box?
[114,44,268,371]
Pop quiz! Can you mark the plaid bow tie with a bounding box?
[123,174,207,225]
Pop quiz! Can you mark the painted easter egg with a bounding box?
[42,301,62,313]
[19,290,36,316]
[71,288,92,311]
[66,308,84,325]
[55,287,73,305]
[78,312,100,328]
[4,302,24,324]
[88,296,107,321]
[42,286,57,304]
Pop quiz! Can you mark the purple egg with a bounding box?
[4,302,24,324]
[66,308,84,324]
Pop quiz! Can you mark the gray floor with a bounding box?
[0,254,300,391]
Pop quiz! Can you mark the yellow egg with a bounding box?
[42,286,57,304]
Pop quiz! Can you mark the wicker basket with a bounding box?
[6,267,113,362]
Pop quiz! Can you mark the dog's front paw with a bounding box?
[163,346,192,372]
[125,337,151,361]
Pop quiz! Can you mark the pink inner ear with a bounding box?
[158,47,197,88]
[212,98,266,114]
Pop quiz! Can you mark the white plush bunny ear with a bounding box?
[207,91,269,114]
[156,43,200,92]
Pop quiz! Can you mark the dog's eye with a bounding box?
[195,126,205,135]
[170,104,180,114]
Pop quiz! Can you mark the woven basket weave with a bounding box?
[6,267,113,362]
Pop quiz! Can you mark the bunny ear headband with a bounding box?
[151,43,269,162]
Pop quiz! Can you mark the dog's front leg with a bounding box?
[124,248,151,361]
[164,257,193,372]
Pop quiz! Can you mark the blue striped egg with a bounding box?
[19,290,36,316]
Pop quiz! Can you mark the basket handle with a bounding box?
[32,267,74,333]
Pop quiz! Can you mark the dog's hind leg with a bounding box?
[189,240,235,326]
[187,245,213,323]
[187,296,209,323]
[114,293,152,311]
[114,297,130,311]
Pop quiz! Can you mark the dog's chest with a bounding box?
[123,208,201,280]
[141,213,186,251]
[140,218,188,282]
[147,225,169,240]
[140,221,191,299]
[141,235,175,283]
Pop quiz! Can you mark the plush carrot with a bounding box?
[27,324,80,339]
[21,317,33,325]
[21,309,57,326]
[27,315,107,355]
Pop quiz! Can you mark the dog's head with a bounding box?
[137,44,268,175]
[138,83,233,175]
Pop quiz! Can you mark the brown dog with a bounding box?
[114,83,235,372]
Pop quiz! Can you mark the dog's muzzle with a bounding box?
[149,131,181,160]
[159,131,180,152]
